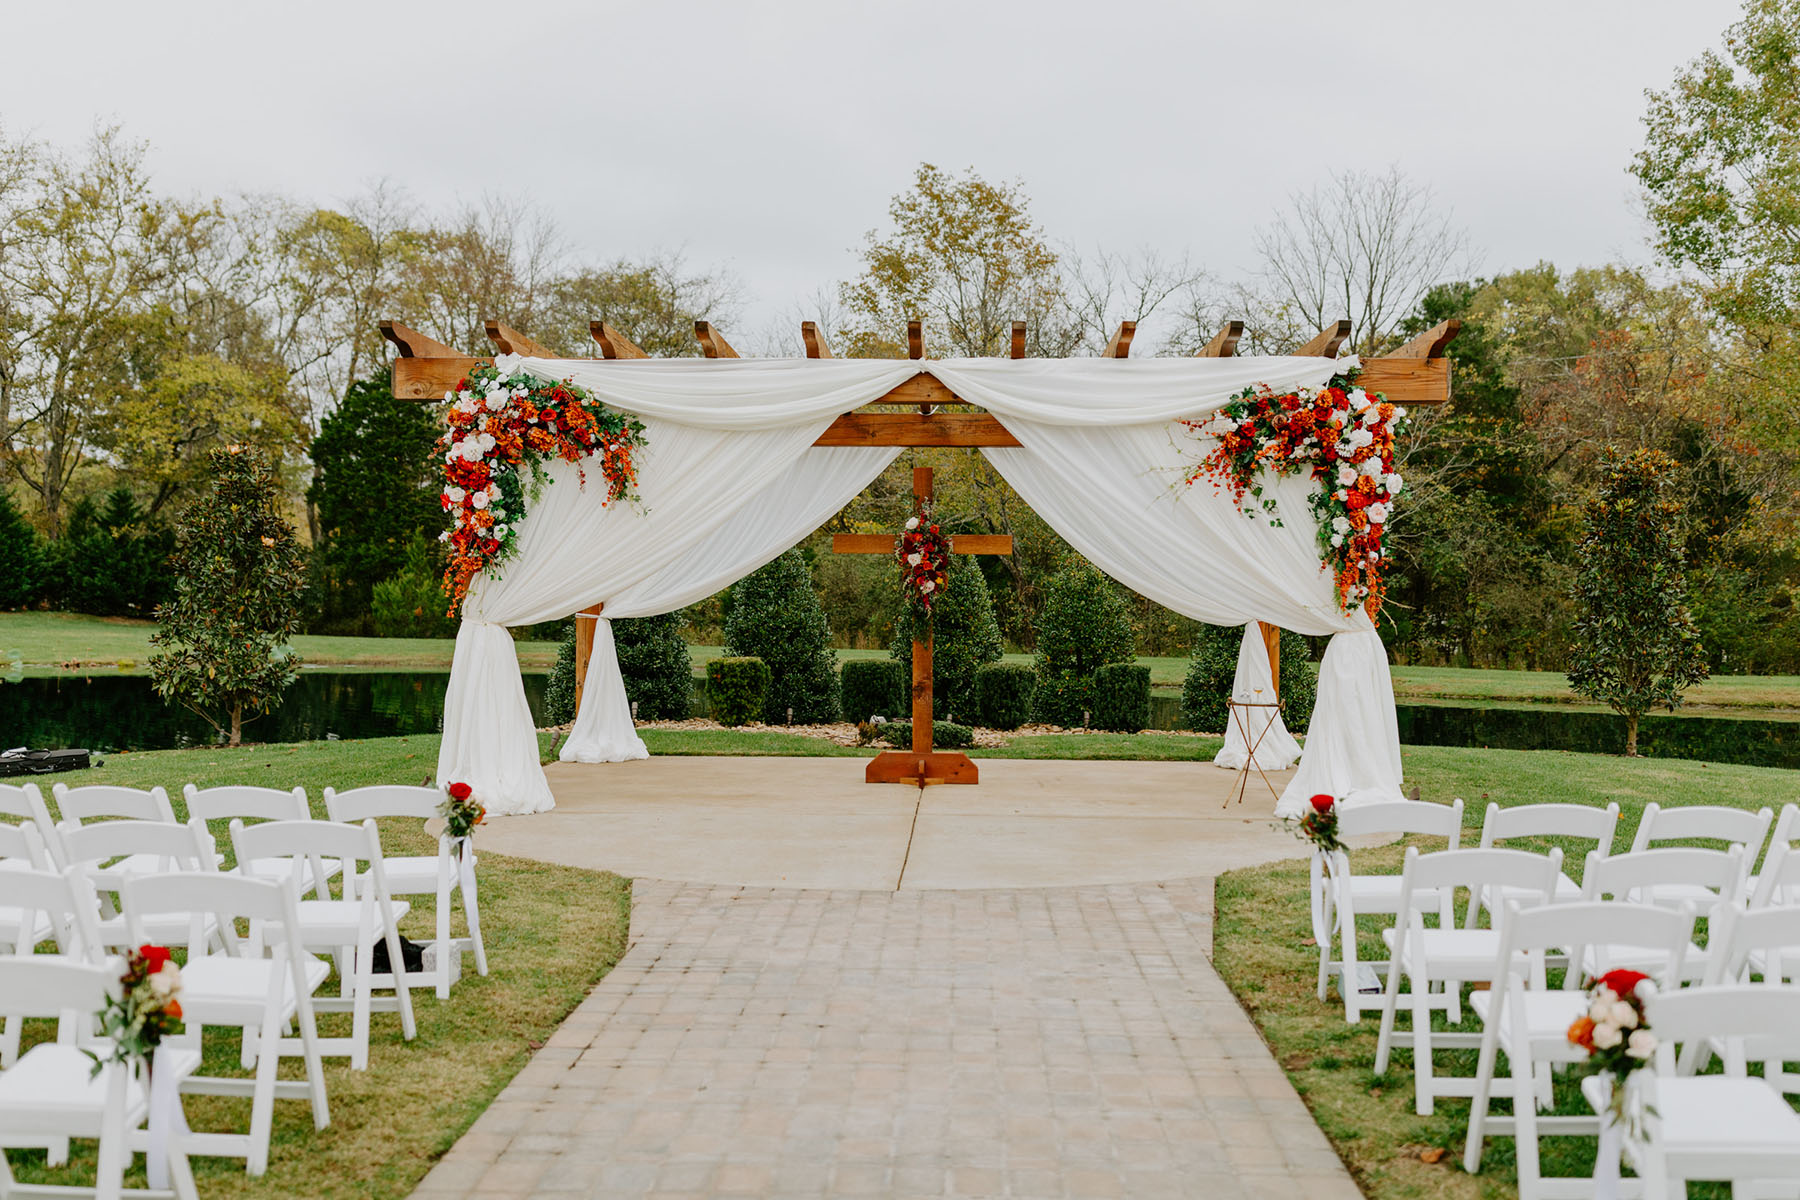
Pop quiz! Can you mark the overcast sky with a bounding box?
[1,0,1743,345]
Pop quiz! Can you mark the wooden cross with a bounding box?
[832,465,1012,785]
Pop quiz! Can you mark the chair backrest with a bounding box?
[0,821,50,869]
[1751,842,1800,909]
[0,957,118,1021]
[323,785,440,824]
[1630,802,1772,855]
[1398,846,1564,922]
[1336,798,1464,844]
[51,784,175,826]
[1756,804,1800,876]
[1581,846,1748,905]
[59,818,213,873]
[121,871,296,955]
[0,783,59,863]
[0,867,105,957]
[1646,985,1800,1069]
[183,784,309,824]
[229,818,383,901]
[1480,801,1620,851]
[1706,903,1800,986]
[1501,899,1695,989]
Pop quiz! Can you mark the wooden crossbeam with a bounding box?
[1296,320,1353,358]
[1197,320,1244,358]
[802,321,832,359]
[1353,357,1450,404]
[1010,321,1026,360]
[1392,318,1461,359]
[694,321,739,359]
[589,321,647,360]
[813,411,1020,447]
[380,321,460,359]
[1103,321,1137,358]
[831,532,1015,555]
[483,320,554,358]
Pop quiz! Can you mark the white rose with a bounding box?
[1366,503,1389,523]
[1609,1001,1638,1029]
[447,487,465,503]
[1331,516,1351,534]
[148,962,181,998]
[1333,490,1347,502]
[1349,389,1372,411]
[1589,997,1612,1022]
[1329,533,1344,547]
[443,391,457,404]
[491,523,508,537]
[487,483,501,499]
[485,394,506,412]
[1360,457,1384,477]
[905,517,919,531]
[920,580,935,593]
[906,553,922,566]
[1385,473,1403,496]
[1349,428,1374,448]
[1626,1030,1657,1060]
[1336,464,1357,486]
[1396,406,1408,419]
[493,353,524,376]
[478,432,497,452]
[438,530,450,542]
[1592,1022,1623,1050]
[472,491,490,509]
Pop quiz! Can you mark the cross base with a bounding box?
[864,750,980,786]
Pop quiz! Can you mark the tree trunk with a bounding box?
[1625,713,1639,758]
[229,705,243,748]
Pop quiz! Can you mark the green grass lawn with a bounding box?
[1213,747,1800,1200]
[7,733,627,1199]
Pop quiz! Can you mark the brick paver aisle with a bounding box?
[411,880,1358,1200]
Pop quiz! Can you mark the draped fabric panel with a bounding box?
[1213,623,1302,771]
[438,353,1404,817]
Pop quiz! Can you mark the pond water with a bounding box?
[8,673,1797,771]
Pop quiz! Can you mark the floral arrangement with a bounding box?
[1567,968,1658,1134]
[1185,377,1406,613]
[440,355,646,615]
[1284,792,1346,855]
[897,502,951,614]
[88,945,183,1076]
[439,781,486,839]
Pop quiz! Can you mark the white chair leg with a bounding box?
[463,870,487,977]
[294,988,330,1130]
[1514,1047,1542,1200]
[1412,973,1436,1115]
[436,874,454,1000]
[351,926,374,1071]
[246,1006,283,1176]
[1374,949,1405,1076]
[383,923,417,1041]
[1463,1027,1502,1173]
[1342,918,1364,1023]
[96,1065,128,1200]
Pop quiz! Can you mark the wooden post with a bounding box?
[1258,621,1281,702]
[911,467,933,758]
[572,604,603,712]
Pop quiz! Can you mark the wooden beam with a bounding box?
[573,604,603,710]
[1197,320,1244,358]
[1103,321,1137,358]
[1258,621,1281,702]
[812,412,1021,448]
[380,321,460,359]
[831,532,1015,555]
[1356,357,1450,405]
[483,320,554,358]
[393,355,486,400]
[802,321,833,359]
[1011,320,1026,360]
[907,320,924,361]
[589,321,648,360]
[1296,320,1353,358]
[1390,318,1462,359]
[694,321,739,359]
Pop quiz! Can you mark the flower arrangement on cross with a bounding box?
[897,500,952,616]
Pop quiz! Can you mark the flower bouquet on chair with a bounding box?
[87,945,184,1076]
[1568,968,1657,1199]
[439,781,487,840]
[1283,793,1346,856]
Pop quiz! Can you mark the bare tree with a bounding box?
[1255,166,1472,355]
[1063,247,1210,355]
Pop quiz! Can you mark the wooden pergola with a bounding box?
[384,313,1458,782]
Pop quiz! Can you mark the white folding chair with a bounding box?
[182,784,337,896]
[121,872,330,1176]
[0,957,201,1200]
[1579,846,1746,981]
[1314,798,1463,1023]
[1373,845,1564,1115]
[0,823,55,954]
[1748,804,1800,908]
[51,785,208,884]
[1629,801,1773,907]
[324,785,487,998]
[1699,903,1800,1094]
[1462,900,1694,1199]
[60,819,221,951]
[229,818,417,1069]
[0,781,62,869]
[1469,801,1619,924]
[0,865,106,1069]
[1590,986,1800,1200]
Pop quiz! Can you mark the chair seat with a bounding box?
[288,899,411,942]
[1383,926,1504,973]
[1638,882,1723,908]
[373,856,443,892]
[243,856,341,891]
[1584,1074,1800,1159]
[179,955,330,1022]
[1471,989,1590,1055]
[0,1043,197,1129]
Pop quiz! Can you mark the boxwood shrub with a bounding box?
[841,658,906,722]
[705,656,771,727]
[1091,662,1151,732]
[975,662,1036,730]
[878,720,975,750]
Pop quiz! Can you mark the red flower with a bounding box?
[1598,969,1650,998]
[1309,793,1335,815]
[448,781,473,801]
[139,945,173,973]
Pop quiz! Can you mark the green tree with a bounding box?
[306,368,443,633]
[542,620,578,726]
[723,550,839,724]
[0,487,43,609]
[45,488,175,617]
[370,531,458,638]
[149,447,306,746]
[1567,450,1710,755]
[1031,561,1135,725]
[891,555,1005,725]
[615,612,695,721]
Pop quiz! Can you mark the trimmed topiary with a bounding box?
[1180,624,1318,734]
[1031,560,1135,726]
[879,720,975,750]
[891,554,1004,725]
[1091,663,1151,732]
[616,612,695,720]
[705,657,770,727]
[723,549,840,724]
[842,658,906,722]
[975,662,1036,730]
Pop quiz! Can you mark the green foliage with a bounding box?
[841,658,906,722]
[0,489,45,610]
[892,554,1004,725]
[1091,663,1151,733]
[1567,450,1711,754]
[370,533,458,639]
[723,549,839,724]
[975,662,1036,730]
[615,612,694,721]
[542,621,578,726]
[879,720,975,750]
[148,448,306,746]
[1181,625,1320,735]
[1031,561,1135,725]
[45,488,175,617]
[705,657,770,728]
[306,369,444,635]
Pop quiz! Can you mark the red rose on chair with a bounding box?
[447,782,473,802]
[139,944,173,973]
[1309,793,1336,815]
[1598,969,1650,999]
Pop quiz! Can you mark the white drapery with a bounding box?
[438,354,1405,817]
[1213,623,1303,772]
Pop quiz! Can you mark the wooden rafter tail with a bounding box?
[1197,320,1244,358]
[1391,318,1461,359]
[589,321,648,360]
[694,321,739,359]
[1010,320,1026,360]
[379,321,460,359]
[907,320,924,361]
[1295,320,1352,358]
[483,319,554,358]
[802,321,833,359]
[1103,321,1137,359]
